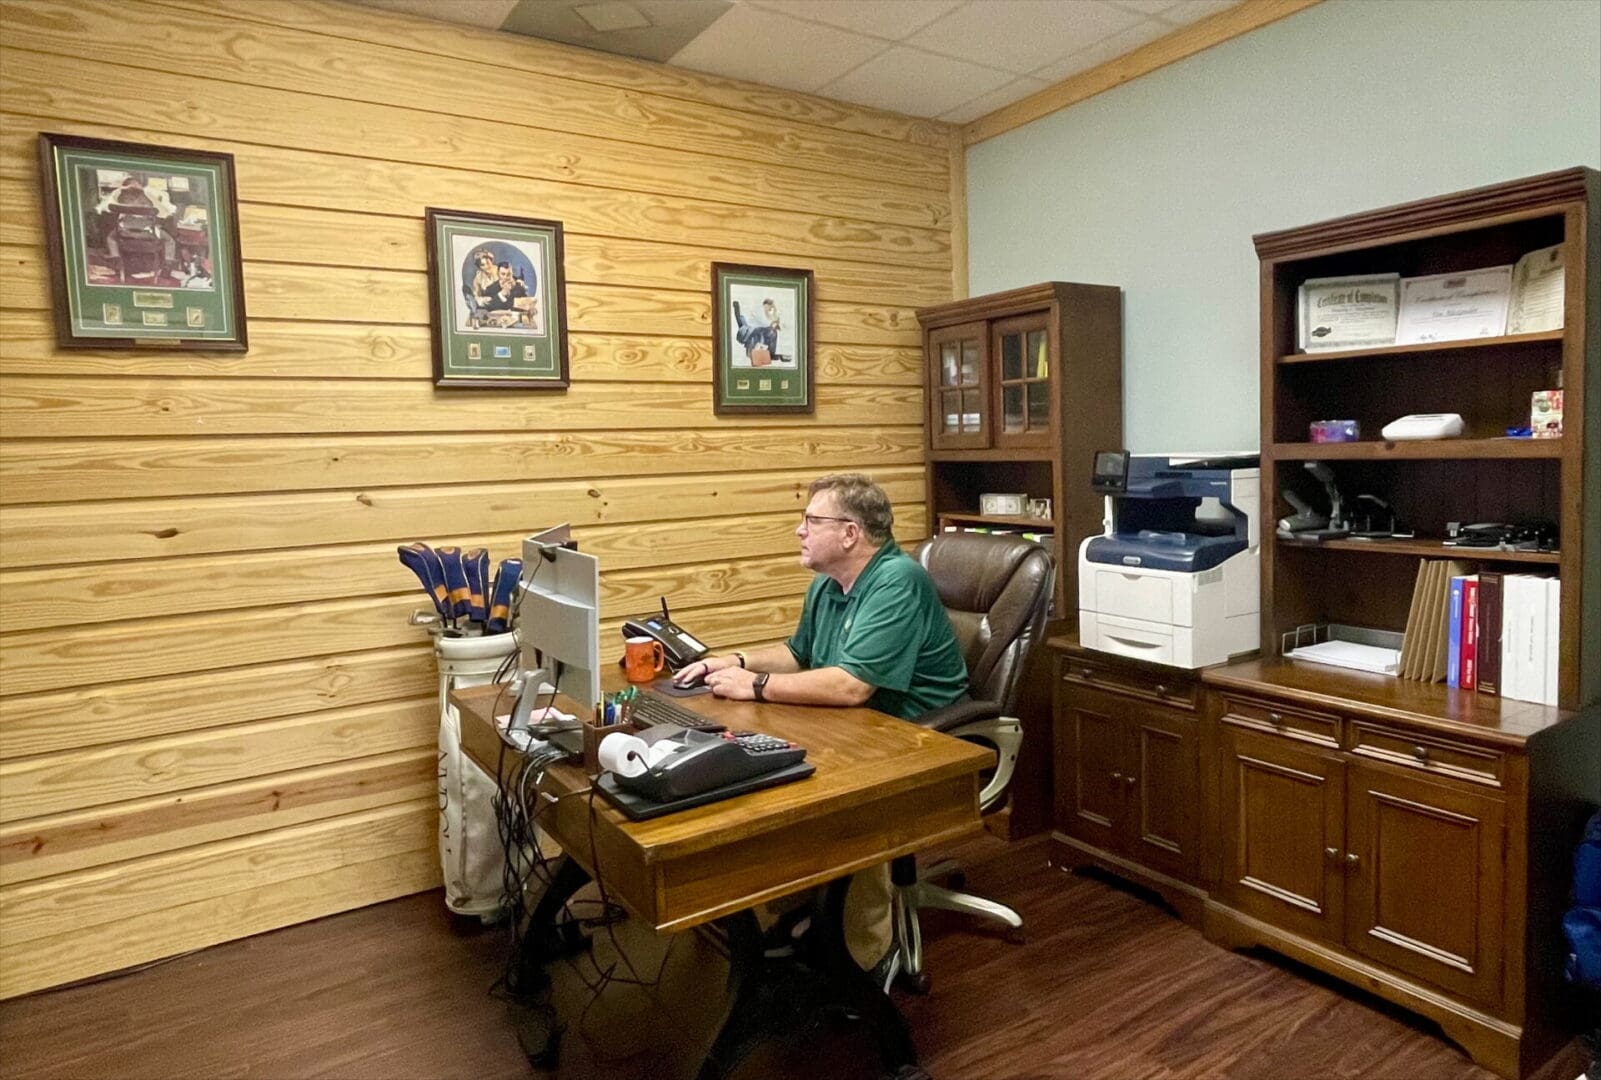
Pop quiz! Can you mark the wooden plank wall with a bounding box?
[0,0,958,998]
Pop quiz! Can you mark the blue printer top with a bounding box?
[1085,454,1258,573]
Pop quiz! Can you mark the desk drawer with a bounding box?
[1060,656,1198,711]
[1217,694,1340,748]
[1348,722,1505,788]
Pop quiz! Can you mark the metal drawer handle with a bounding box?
[1412,745,1430,762]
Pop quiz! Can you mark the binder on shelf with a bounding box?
[1544,577,1560,705]
[1446,576,1464,688]
[1460,575,1479,691]
[1477,572,1503,696]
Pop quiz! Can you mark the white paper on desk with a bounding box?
[1395,266,1511,345]
[494,705,576,729]
[1285,639,1401,676]
[1507,244,1564,334]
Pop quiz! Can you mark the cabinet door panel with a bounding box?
[989,312,1052,450]
[1054,688,1125,854]
[927,322,988,450]
[1345,763,1506,1008]
[1126,706,1199,882]
[1218,726,1345,943]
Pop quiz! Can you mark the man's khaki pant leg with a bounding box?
[755,862,893,971]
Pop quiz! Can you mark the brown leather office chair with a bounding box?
[885,531,1055,992]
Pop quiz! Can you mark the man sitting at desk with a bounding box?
[674,472,968,973]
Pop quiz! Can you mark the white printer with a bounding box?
[1078,452,1260,669]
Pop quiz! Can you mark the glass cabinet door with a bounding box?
[991,312,1053,449]
[927,321,989,449]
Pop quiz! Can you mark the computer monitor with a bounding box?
[510,527,601,731]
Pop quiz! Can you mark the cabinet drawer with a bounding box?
[1059,656,1198,711]
[1348,722,1505,788]
[1218,694,1340,748]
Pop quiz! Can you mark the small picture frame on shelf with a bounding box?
[979,492,1027,517]
[1028,497,1052,519]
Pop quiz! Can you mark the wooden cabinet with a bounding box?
[1051,641,1203,922]
[1192,169,1601,1078]
[918,282,1122,622]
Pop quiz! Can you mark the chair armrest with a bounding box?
[946,715,1024,813]
[917,698,1001,734]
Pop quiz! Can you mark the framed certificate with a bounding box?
[1296,273,1398,352]
[1395,266,1511,345]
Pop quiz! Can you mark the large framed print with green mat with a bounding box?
[712,262,814,415]
[37,134,247,350]
[426,208,569,389]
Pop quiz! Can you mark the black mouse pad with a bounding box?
[652,678,712,698]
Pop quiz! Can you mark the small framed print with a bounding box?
[37,133,247,350]
[425,208,569,389]
[712,262,814,415]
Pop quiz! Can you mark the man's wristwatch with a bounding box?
[752,672,770,702]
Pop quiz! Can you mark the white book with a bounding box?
[1544,577,1561,705]
[1512,576,1548,704]
[1500,575,1521,702]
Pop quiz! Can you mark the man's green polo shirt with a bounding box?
[785,538,968,720]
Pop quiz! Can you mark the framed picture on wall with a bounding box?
[37,133,248,350]
[712,262,814,415]
[425,208,569,389]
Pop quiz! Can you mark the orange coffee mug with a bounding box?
[623,636,666,683]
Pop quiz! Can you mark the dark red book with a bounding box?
[1460,576,1479,690]
[1477,572,1502,696]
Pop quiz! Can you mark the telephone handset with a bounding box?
[621,598,708,671]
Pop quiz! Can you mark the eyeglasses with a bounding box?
[799,513,857,529]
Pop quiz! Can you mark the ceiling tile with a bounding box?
[938,76,1048,123]
[907,0,1141,74]
[1106,0,1182,14]
[345,0,521,29]
[499,0,731,61]
[1030,17,1171,82]
[816,44,1013,117]
[669,4,887,92]
[744,0,961,40]
[1157,0,1240,26]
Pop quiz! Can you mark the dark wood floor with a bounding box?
[0,835,1505,1080]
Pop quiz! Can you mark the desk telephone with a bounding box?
[620,598,708,671]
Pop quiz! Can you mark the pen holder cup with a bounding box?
[583,717,638,776]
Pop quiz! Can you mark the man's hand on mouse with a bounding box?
[672,654,738,687]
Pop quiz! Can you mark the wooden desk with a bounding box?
[454,682,990,933]
[453,680,990,1079]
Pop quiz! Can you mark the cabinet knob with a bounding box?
[1125,775,1137,789]
[1325,847,1340,862]
[1154,684,1168,697]
[1110,771,1123,782]
[1081,668,1095,681]
[1346,852,1360,867]
[1268,712,1285,727]
[1412,745,1430,762]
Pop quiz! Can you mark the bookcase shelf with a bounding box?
[1277,329,1563,365]
[1273,438,1561,460]
[1277,536,1561,564]
[1255,167,1596,711]
[937,512,1055,530]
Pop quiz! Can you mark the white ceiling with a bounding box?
[345,0,1242,122]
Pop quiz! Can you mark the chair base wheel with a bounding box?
[894,970,931,995]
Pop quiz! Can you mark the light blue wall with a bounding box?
[966,0,1601,452]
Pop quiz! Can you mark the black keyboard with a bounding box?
[630,690,726,733]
